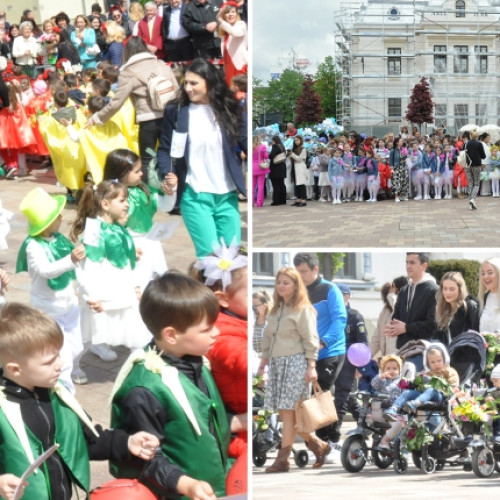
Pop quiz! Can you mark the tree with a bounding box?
[264,69,304,125]
[317,253,345,281]
[295,75,323,127]
[314,56,337,118]
[405,77,434,126]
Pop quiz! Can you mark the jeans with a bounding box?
[393,388,444,410]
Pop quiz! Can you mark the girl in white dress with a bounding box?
[479,258,500,333]
[71,180,152,361]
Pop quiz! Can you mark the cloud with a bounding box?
[252,0,337,82]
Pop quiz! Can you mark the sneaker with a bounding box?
[383,407,399,422]
[404,400,421,413]
[71,368,88,385]
[395,197,400,203]
[5,167,18,179]
[400,196,408,201]
[414,195,422,201]
[90,344,118,361]
[324,441,342,464]
[470,199,477,210]
[319,198,327,203]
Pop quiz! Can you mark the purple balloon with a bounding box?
[347,343,371,367]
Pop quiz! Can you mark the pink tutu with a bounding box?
[330,175,344,189]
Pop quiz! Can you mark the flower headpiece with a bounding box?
[196,238,247,291]
[220,1,239,10]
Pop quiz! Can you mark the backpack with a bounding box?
[141,73,176,111]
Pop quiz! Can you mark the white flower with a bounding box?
[142,347,165,374]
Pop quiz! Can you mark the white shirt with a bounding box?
[168,6,189,40]
[480,292,500,333]
[12,35,40,65]
[185,103,236,194]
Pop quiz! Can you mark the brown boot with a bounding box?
[306,437,331,469]
[265,445,291,473]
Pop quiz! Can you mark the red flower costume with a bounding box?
[24,93,51,156]
[377,160,392,191]
[206,312,247,458]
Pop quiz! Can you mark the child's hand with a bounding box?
[136,247,143,261]
[87,300,103,313]
[177,476,216,500]
[60,118,72,127]
[127,431,160,461]
[379,373,387,380]
[230,413,247,432]
[0,474,28,499]
[71,245,86,263]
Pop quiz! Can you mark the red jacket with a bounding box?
[206,311,247,458]
[137,15,165,59]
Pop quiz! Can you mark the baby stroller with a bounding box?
[340,391,394,472]
[252,385,309,468]
[393,333,486,474]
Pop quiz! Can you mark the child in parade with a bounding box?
[193,241,248,460]
[353,146,367,202]
[384,342,459,421]
[365,148,379,202]
[16,188,86,391]
[102,149,177,291]
[408,141,423,200]
[0,303,159,500]
[328,147,345,205]
[340,144,354,202]
[317,145,331,202]
[110,271,244,499]
[371,355,403,449]
[421,143,436,200]
[489,145,500,197]
[70,179,152,361]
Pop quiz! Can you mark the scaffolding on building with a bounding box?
[333,0,500,135]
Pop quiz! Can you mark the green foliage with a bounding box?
[314,56,337,117]
[428,259,481,298]
[317,253,345,281]
[261,69,304,125]
[402,420,434,452]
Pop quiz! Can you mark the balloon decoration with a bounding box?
[226,450,247,496]
[90,479,157,500]
[347,343,371,367]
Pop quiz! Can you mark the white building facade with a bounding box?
[334,0,500,135]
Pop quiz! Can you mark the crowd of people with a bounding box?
[0,2,249,499]
[253,252,500,471]
[253,123,499,211]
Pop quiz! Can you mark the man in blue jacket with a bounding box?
[294,253,347,446]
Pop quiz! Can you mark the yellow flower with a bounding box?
[218,258,232,271]
[142,348,165,374]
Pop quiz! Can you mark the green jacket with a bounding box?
[111,358,230,499]
[0,386,91,500]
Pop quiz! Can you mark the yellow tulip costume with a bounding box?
[110,97,139,155]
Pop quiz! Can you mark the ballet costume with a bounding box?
[433,155,444,200]
[126,185,175,291]
[490,154,500,197]
[408,148,423,199]
[76,219,152,351]
[328,156,344,205]
[421,151,436,200]
[341,153,355,201]
[365,158,380,202]
[441,152,454,199]
[353,155,367,201]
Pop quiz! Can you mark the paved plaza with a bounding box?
[252,196,500,248]
[0,163,247,495]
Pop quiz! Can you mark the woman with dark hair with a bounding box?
[86,36,178,182]
[464,127,486,210]
[269,134,287,205]
[55,12,74,33]
[389,136,409,203]
[57,28,81,66]
[157,57,247,258]
[90,16,107,56]
[7,24,20,62]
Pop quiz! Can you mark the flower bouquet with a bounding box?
[401,419,434,453]
[483,332,500,376]
[450,388,498,435]
[398,375,453,397]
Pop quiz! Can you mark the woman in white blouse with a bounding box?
[12,21,40,79]
[479,257,500,333]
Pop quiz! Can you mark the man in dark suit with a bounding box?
[161,0,194,62]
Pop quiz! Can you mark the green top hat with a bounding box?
[20,188,66,236]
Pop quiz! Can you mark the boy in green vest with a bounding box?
[0,303,160,500]
[110,271,245,500]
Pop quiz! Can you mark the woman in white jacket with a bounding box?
[289,135,308,207]
[12,21,40,79]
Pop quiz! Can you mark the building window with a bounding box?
[335,253,357,280]
[388,7,400,19]
[388,98,402,120]
[387,48,401,75]
[252,253,275,276]
[435,104,447,127]
[453,45,468,73]
[434,45,447,73]
[456,0,465,17]
[454,104,468,131]
[476,104,487,123]
[474,45,488,74]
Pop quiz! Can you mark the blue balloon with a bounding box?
[347,343,371,367]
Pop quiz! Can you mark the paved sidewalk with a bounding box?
[0,165,247,493]
[252,196,500,248]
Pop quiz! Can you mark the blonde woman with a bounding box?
[128,2,144,36]
[257,267,330,472]
[70,15,97,69]
[479,258,500,333]
[102,20,125,67]
[252,289,272,354]
[435,271,479,346]
[216,1,247,87]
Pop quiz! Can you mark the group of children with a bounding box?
[0,144,249,498]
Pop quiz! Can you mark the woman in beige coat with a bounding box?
[257,267,330,472]
[87,36,178,183]
[288,135,308,207]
